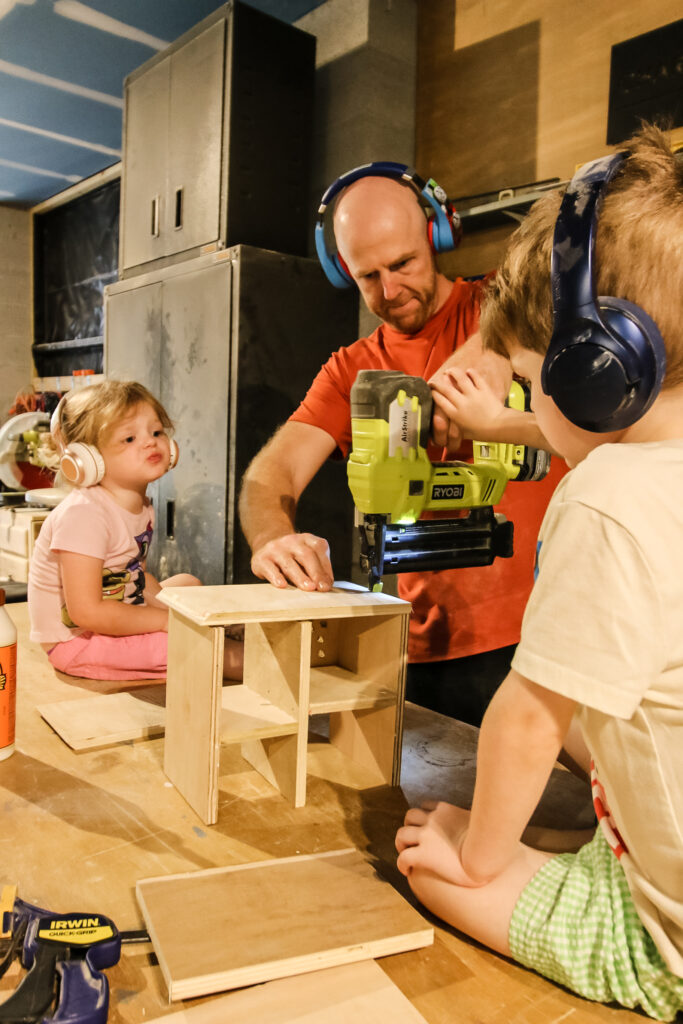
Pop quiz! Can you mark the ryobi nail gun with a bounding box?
[348,369,551,591]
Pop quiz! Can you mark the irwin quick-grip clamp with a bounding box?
[0,885,121,1024]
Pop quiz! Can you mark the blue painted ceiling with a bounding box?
[0,0,325,207]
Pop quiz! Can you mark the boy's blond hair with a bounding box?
[480,124,683,388]
[52,379,173,455]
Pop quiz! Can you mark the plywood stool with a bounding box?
[158,582,411,824]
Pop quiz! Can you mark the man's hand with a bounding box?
[251,532,334,592]
[396,802,487,887]
[429,394,465,454]
[240,422,338,590]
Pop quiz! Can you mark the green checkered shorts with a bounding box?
[509,828,683,1021]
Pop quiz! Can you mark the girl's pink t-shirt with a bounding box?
[28,485,154,645]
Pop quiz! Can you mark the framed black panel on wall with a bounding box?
[607,19,683,145]
[33,176,120,377]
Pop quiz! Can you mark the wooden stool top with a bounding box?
[158,581,410,627]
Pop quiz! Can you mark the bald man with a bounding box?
[239,172,565,725]
[335,175,453,334]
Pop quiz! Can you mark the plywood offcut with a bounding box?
[37,688,166,751]
[143,960,429,1023]
[136,849,433,1002]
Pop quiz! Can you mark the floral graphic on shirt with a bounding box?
[125,522,153,605]
[61,521,154,627]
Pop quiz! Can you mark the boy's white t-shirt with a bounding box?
[28,485,155,645]
[513,441,683,976]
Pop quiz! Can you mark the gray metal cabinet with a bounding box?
[104,247,358,586]
[156,262,232,583]
[120,57,170,272]
[166,23,224,256]
[120,2,315,278]
[104,279,162,391]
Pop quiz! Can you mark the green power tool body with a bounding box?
[348,369,550,591]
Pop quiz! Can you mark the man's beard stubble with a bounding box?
[375,268,440,335]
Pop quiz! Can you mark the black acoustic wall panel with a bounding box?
[607,20,683,145]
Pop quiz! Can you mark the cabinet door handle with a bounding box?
[166,500,175,540]
[174,187,183,229]
[151,195,160,237]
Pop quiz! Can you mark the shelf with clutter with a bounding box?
[454,177,566,232]
[32,371,104,394]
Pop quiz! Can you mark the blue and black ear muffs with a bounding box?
[314,161,463,289]
[542,151,666,432]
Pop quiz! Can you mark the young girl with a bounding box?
[29,380,241,681]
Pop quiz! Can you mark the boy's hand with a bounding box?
[428,333,512,453]
[395,802,487,887]
[430,367,507,445]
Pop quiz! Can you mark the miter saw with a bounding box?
[0,412,63,592]
[0,412,55,497]
[347,369,551,591]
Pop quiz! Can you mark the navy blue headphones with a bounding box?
[542,152,666,432]
[314,161,462,289]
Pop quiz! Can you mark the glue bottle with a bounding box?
[0,589,17,761]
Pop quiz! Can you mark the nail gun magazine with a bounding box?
[347,369,550,591]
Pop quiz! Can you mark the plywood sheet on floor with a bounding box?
[136,848,433,1001]
[144,959,428,1023]
[37,688,165,750]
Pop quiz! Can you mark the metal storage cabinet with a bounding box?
[104,246,358,586]
[120,2,315,277]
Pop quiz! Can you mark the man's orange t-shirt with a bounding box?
[290,278,567,663]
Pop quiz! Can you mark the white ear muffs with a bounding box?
[60,442,106,487]
[50,395,105,487]
[49,402,62,440]
[168,438,179,469]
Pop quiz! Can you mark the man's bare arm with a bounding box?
[239,420,337,591]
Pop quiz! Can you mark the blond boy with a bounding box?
[396,125,683,1020]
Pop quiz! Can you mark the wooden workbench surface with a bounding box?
[0,603,640,1023]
